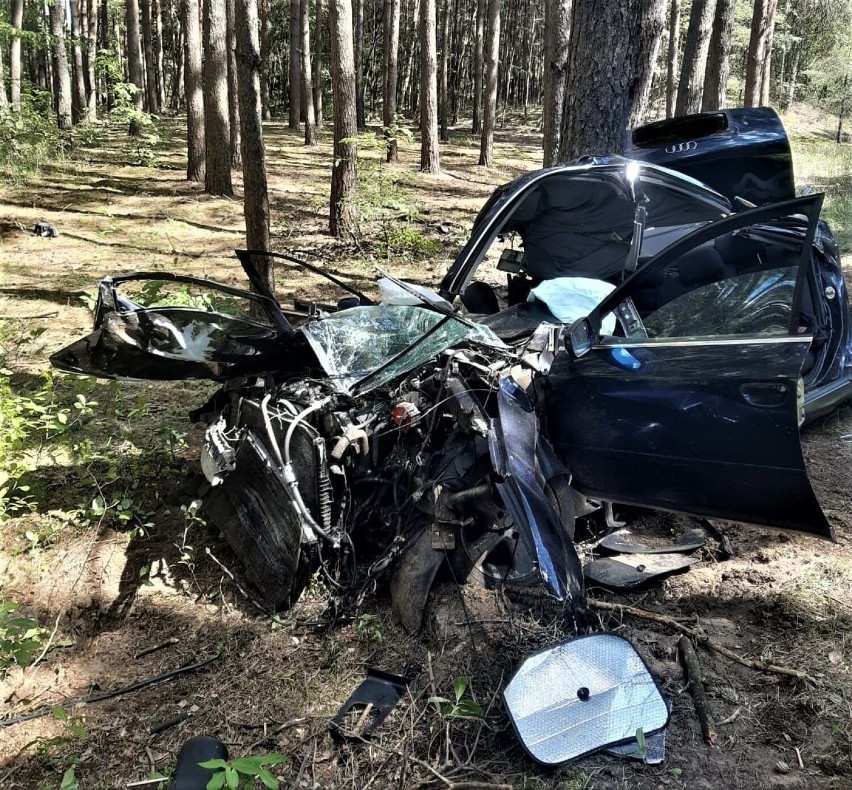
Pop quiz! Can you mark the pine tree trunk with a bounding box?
[675,0,715,116]
[204,0,233,194]
[665,0,678,117]
[701,0,733,111]
[383,0,401,161]
[184,0,205,180]
[126,0,146,126]
[0,46,6,109]
[234,0,273,289]
[86,0,98,116]
[50,0,73,131]
[629,8,664,126]
[439,0,449,141]
[558,0,666,161]
[152,0,166,108]
[140,0,159,112]
[471,0,484,134]
[785,46,800,108]
[542,0,571,167]
[759,0,777,106]
[226,0,242,167]
[313,0,323,127]
[300,0,316,144]
[172,1,185,110]
[289,0,301,127]
[70,0,88,122]
[329,0,358,237]
[354,0,365,128]
[419,0,440,172]
[259,0,270,119]
[478,0,500,166]
[745,0,777,107]
[10,0,24,111]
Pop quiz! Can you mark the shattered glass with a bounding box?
[503,633,669,765]
[302,305,504,393]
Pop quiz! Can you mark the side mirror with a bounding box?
[565,317,595,359]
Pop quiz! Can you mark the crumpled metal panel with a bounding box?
[302,305,503,393]
[489,376,586,627]
[503,633,669,765]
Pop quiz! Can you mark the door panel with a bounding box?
[546,195,833,539]
[545,337,832,537]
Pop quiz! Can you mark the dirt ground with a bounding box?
[1,114,851,790]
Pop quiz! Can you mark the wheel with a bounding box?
[454,476,575,590]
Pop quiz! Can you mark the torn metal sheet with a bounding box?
[596,527,706,555]
[503,633,669,765]
[490,376,587,627]
[330,668,411,741]
[584,553,700,590]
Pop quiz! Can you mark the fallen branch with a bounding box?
[679,635,717,745]
[0,652,220,727]
[589,599,817,685]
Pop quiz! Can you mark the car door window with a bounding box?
[600,204,822,343]
[642,264,798,339]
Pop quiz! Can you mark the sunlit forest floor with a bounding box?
[0,106,851,789]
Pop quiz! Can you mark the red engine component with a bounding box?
[391,401,420,432]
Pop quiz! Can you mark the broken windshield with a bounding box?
[302,305,505,393]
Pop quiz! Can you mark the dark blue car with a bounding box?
[51,109,851,626]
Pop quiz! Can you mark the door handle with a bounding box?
[740,382,789,407]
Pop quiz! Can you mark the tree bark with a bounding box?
[675,0,715,116]
[152,0,166,109]
[438,0,449,141]
[628,8,664,126]
[558,0,666,161]
[420,0,440,172]
[259,0,270,118]
[383,0,401,161]
[313,0,323,127]
[300,0,316,144]
[701,0,734,111]
[329,0,358,237]
[665,0,679,117]
[140,0,159,111]
[226,0,242,167]
[234,0,273,288]
[184,0,205,180]
[471,0,485,134]
[126,0,146,125]
[478,0,501,166]
[354,0,365,128]
[745,0,777,107]
[289,0,301,127]
[204,0,233,194]
[172,0,185,110]
[10,0,24,111]
[50,0,73,130]
[86,0,98,116]
[542,0,570,166]
[68,0,88,121]
[759,0,777,106]
[0,45,6,109]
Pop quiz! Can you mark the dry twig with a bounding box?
[679,635,717,745]
[589,599,817,684]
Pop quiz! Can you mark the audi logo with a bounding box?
[665,141,698,153]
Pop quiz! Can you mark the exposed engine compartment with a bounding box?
[197,346,563,629]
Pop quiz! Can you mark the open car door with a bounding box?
[544,194,834,539]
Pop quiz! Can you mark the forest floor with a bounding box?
[0,106,851,790]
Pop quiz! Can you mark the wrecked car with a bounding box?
[51,108,850,632]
